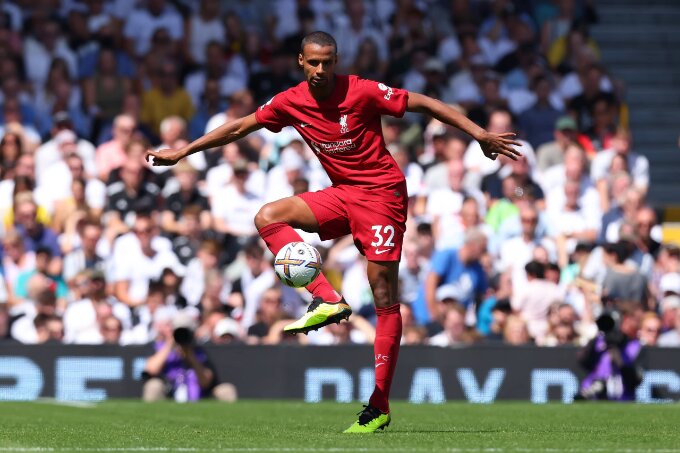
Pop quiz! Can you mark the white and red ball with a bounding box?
[274,242,322,288]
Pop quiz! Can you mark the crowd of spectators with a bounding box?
[0,0,678,352]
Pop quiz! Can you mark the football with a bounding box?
[274,242,323,288]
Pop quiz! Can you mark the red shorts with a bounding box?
[297,184,408,262]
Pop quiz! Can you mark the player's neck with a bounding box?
[308,75,336,101]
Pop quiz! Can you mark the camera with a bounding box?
[173,326,194,346]
[172,311,197,346]
[596,311,625,347]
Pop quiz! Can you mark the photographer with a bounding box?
[577,303,644,401]
[142,310,237,402]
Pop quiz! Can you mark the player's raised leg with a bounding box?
[345,260,401,433]
[255,196,351,334]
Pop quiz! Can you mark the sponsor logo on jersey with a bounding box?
[378,82,393,100]
[339,114,348,134]
[310,139,356,155]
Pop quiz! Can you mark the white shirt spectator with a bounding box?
[34,132,96,188]
[185,55,249,106]
[512,278,563,341]
[497,236,557,287]
[559,72,613,100]
[211,185,261,237]
[479,36,516,66]
[123,5,184,57]
[108,233,175,301]
[38,161,106,210]
[205,162,267,201]
[187,14,225,64]
[63,298,132,344]
[332,16,388,70]
[590,149,649,191]
[23,36,77,88]
[464,139,535,189]
[658,330,680,347]
[264,148,307,203]
[239,267,277,329]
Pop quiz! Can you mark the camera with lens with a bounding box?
[595,310,625,347]
[172,312,197,346]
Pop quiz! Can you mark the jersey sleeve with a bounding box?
[254,92,291,132]
[357,78,409,118]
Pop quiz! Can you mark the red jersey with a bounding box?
[254,75,409,196]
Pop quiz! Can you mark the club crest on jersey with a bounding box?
[339,114,349,134]
[378,83,393,100]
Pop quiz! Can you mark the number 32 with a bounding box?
[370,225,395,247]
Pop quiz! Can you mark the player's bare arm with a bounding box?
[406,92,522,161]
[145,113,263,166]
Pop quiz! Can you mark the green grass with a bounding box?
[1,401,679,452]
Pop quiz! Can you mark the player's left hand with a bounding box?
[478,132,522,161]
[145,148,185,166]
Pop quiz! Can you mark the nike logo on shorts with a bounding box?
[299,123,311,128]
[374,249,391,255]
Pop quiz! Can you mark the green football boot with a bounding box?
[283,297,352,335]
[343,405,391,433]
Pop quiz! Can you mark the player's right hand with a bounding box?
[145,148,185,166]
[479,132,522,161]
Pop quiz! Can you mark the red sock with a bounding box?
[257,222,341,303]
[369,304,402,413]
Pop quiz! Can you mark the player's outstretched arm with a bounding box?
[406,92,522,161]
[145,113,263,166]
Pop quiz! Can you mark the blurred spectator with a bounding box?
[247,287,290,344]
[123,0,183,59]
[231,241,276,329]
[414,228,488,326]
[63,269,130,344]
[212,160,261,263]
[591,129,649,196]
[638,311,662,347]
[11,289,60,343]
[497,204,554,286]
[13,195,62,272]
[110,214,182,308]
[23,18,77,88]
[536,116,579,173]
[140,60,194,137]
[185,41,248,109]
[658,307,680,347]
[183,0,225,67]
[161,162,210,236]
[188,78,227,141]
[518,75,563,149]
[211,316,243,345]
[13,246,68,305]
[428,303,471,347]
[142,310,237,402]
[105,140,161,233]
[511,260,563,342]
[95,114,137,181]
[577,306,643,400]
[601,241,648,305]
[503,314,531,345]
[35,122,96,189]
[82,48,131,142]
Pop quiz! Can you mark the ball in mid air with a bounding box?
[274,242,322,288]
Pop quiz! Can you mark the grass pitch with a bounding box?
[1,401,679,452]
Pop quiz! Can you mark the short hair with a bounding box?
[463,227,486,245]
[525,260,545,279]
[300,31,337,55]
